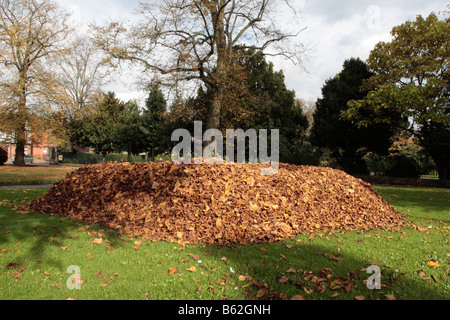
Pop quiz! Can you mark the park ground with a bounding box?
[0,165,448,300]
[0,165,76,186]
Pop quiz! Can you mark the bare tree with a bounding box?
[93,0,306,132]
[57,36,109,121]
[0,0,72,166]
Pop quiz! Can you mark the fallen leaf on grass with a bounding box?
[238,275,248,281]
[427,260,440,268]
[411,224,428,232]
[303,287,313,295]
[90,238,103,245]
[329,254,343,261]
[43,270,51,276]
[290,295,306,300]
[186,267,197,272]
[385,294,395,300]
[256,289,266,298]
[355,295,365,300]
[169,267,180,275]
[134,240,142,249]
[287,267,296,274]
[189,254,200,260]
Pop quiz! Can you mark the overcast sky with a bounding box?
[55,0,447,105]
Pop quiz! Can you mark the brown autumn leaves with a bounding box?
[24,161,405,245]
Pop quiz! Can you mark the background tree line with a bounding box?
[0,0,448,180]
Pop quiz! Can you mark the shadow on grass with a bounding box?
[200,238,448,301]
[374,186,450,224]
[0,189,124,276]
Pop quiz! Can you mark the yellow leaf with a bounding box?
[427,260,440,268]
[238,275,247,281]
[224,183,230,196]
[186,266,197,272]
[304,287,313,295]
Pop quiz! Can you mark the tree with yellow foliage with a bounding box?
[0,0,72,165]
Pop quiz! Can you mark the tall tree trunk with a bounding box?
[205,1,227,155]
[206,0,227,132]
[14,77,28,167]
[207,89,223,131]
[14,140,26,166]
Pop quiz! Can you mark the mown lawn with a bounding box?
[0,166,75,186]
[0,185,448,300]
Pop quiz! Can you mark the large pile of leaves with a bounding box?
[24,161,405,244]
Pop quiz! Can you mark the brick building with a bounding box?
[0,131,51,162]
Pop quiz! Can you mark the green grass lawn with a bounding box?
[0,186,448,300]
[0,166,75,186]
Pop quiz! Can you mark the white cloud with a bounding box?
[277,0,447,102]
